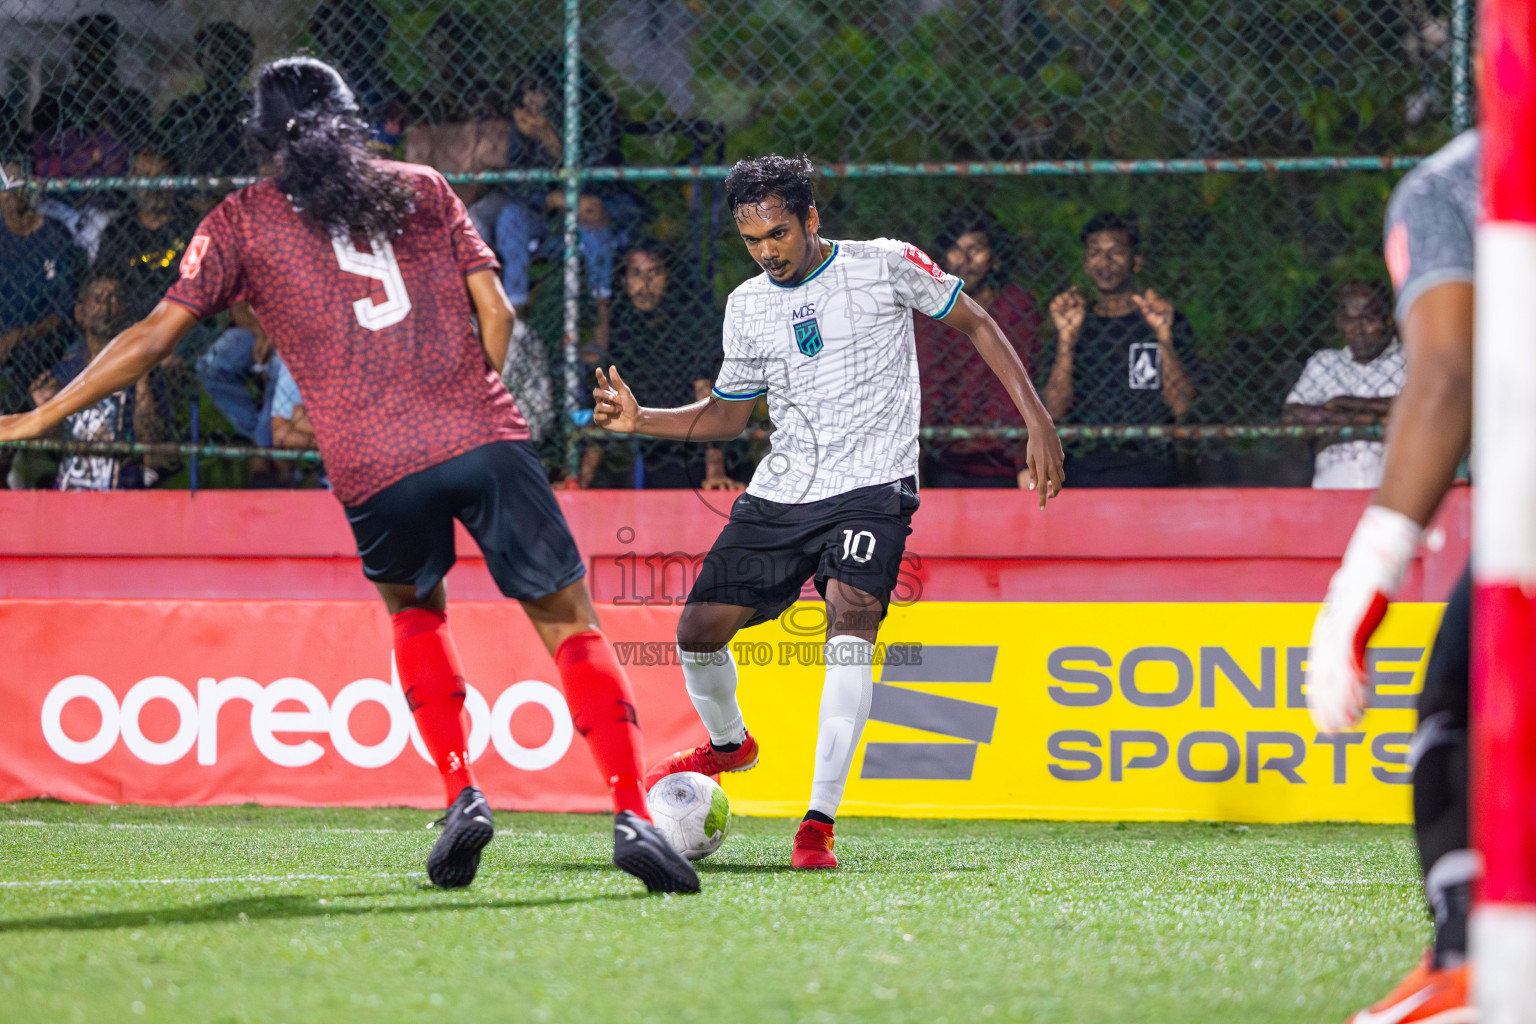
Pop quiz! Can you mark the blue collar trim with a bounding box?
[767,241,838,289]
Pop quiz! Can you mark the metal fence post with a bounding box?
[0,3,1457,477]
[189,400,199,495]
[562,0,583,482]
[1453,0,1473,132]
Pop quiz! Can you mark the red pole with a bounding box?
[1472,0,1536,1018]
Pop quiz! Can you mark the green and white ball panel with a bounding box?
[646,771,731,861]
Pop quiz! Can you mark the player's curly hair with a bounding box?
[247,56,415,239]
[723,153,817,223]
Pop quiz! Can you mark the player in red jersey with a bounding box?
[0,57,699,895]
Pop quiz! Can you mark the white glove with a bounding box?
[1306,506,1421,731]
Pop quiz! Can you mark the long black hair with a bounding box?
[247,56,414,239]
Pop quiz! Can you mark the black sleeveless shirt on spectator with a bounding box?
[1056,308,1198,486]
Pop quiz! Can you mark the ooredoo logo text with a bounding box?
[39,662,573,770]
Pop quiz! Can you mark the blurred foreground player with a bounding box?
[1305,130,1478,1022]
[0,57,698,895]
[594,155,1065,867]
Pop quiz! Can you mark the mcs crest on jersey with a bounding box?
[793,317,823,357]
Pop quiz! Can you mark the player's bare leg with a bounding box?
[645,601,761,788]
[520,578,700,893]
[376,580,492,889]
[792,578,882,870]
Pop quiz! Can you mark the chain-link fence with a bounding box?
[0,0,1472,492]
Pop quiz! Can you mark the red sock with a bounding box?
[555,630,651,820]
[393,608,475,804]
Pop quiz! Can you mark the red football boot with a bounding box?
[1345,952,1474,1024]
[791,819,838,869]
[643,730,759,789]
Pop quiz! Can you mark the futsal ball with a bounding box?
[646,771,731,860]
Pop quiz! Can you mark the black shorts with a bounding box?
[344,441,586,603]
[688,477,920,628]
[1417,561,1470,729]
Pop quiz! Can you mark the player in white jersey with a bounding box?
[594,154,1064,867]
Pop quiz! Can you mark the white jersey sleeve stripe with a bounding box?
[712,384,768,401]
[934,278,965,320]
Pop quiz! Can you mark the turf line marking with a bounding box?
[0,871,424,889]
[1183,876,1389,886]
[0,821,406,835]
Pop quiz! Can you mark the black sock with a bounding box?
[803,810,834,825]
[711,740,742,753]
[1432,880,1471,968]
[1414,718,1471,968]
[1412,565,1473,969]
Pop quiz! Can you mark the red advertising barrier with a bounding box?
[0,486,1470,602]
[0,487,1470,812]
[1,599,688,810]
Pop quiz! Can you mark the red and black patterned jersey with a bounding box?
[165,160,528,506]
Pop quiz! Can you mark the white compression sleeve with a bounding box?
[678,645,746,747]
[808,635,875,819]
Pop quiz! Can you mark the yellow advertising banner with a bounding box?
[720,602,1444,823]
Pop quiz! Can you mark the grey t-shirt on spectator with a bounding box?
[1384,130,1478,322]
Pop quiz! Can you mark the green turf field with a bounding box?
[0,802,1424,1023]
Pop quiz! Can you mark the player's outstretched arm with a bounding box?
[592,366,754,442]
[466,269,515,373]
[1306,281,1472,731]
[941,291,1065,508]
[0,301,197,443]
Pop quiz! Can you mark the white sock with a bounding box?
[808,635,875,820]
[678,645,747,746]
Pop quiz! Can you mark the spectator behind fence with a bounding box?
[583,241,739,489]
[159,22,258,180]
[1282,283,1404,489]
[403,12,509,209]
[915,212,1042,488]
[1,61,26,158]
[94,146,199,323]
[1042,211,1197,487]
[469,73,561,266]
[309,0,407,151]
[480,63,637,345]
[269,353,313,450]
[197,302,279,448]
[28,276,171,490]
[30,14,153,180]
[500,318,557,446]
[0,162,82,414]
[407,11,504,127]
